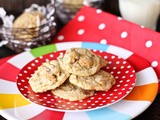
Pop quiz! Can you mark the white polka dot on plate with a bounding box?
[39,56,43,59]
[132,83,135,86]
[111,56,115,59]
[117,17,123,20]
[45,59,49,62]
[145,40,152,48]
[98,23,106,30]
[100,39,107,44]
[78,15,85,22]
[92,103,95,106]
[50,54,54,58]
[111,100,115,102]
[104,56,108,59]
[119,80,123,83]
[108,61,112,64]
[57,35,64,41]
[114,96,118,99]
[98,97,102,100]
[35,60,39,63]
[90,97,95,99]
[127,65,131,68]
[114,89,118,91]
[123,61,127,64]
[96,9,102,14]
[120,66,124,69]
[106,97,110,99]
[117,71,121,74]
[77,29,85,35]
[118,92,122,95]
[122,88,125,91]
[126,80,130,82]
[122,76,126,79]
[130,74,134,77]
[51,99,54,101]
[93,49,97,52]
[121,31,128,38]
[116,61,120,64]
[31,63,35,66]
[110,71,114,74]
[20,88,24,91]
[113,67,117,70]
[21,79,25,82]
[115,76,119,79]
[117,84,120,87]
[151,61,158,67]
[58,100,62,103]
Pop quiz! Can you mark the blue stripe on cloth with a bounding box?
[82,42,109,51]
[86,107,131,120]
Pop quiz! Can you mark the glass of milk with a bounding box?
[119,0,160,30]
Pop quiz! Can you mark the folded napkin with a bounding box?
[53,6,160,89]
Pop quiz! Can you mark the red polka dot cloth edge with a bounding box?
[53,6,160,87]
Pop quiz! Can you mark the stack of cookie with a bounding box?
[29,48,116,101]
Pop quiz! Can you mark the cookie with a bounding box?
[29,60,70,93]
[51,80,95,101]
[99,55,107,68]
[13,11,44,40]
[69,70,116,91]
[58,48,104,76]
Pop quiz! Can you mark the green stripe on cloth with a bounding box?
[30,44,57,58]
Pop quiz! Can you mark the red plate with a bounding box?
[16,50,136,112]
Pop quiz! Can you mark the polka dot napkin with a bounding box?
[53,6,160,88]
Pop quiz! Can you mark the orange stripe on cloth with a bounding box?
[124,83,158,102]
[0,94,31,110]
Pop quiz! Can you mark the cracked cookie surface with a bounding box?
[58,48,107,76]
[69,70,116,91]
[29,60,70,93]
[52,80,95,101]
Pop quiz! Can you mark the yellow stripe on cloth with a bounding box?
[124,83,158,102]
[0,94,31,110]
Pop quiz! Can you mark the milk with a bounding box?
[119,0,160,30]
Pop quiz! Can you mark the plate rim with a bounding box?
[16,50,136,112]
[0,41,158,119]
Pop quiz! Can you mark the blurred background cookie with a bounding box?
[13,11,44,40]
